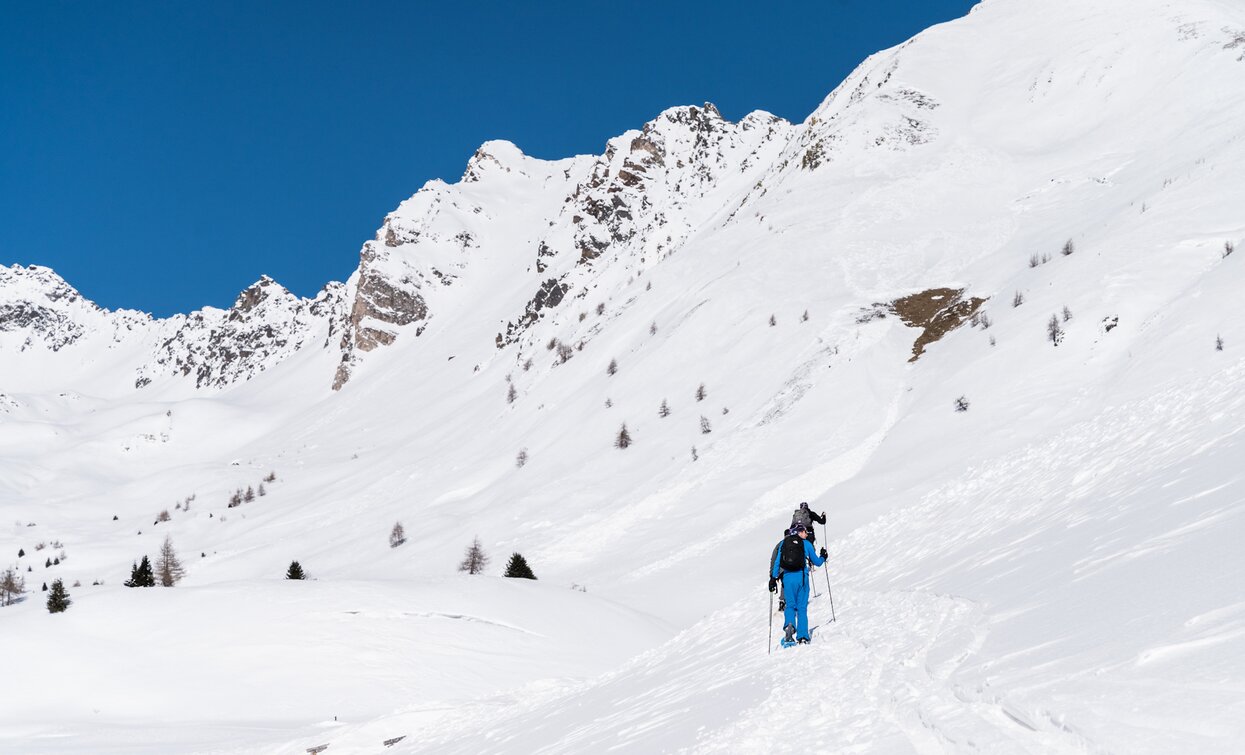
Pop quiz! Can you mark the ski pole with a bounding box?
[767,588,774,655]
[822,522,836,622]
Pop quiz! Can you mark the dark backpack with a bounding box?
[791,507,812,530]
[778,535,806,573]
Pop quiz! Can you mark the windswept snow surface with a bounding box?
[4,0,1245,752]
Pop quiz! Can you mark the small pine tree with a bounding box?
[1012,291,1025,308]
[1224,241,1235,259]
[285,561,306,580]
[596,302,606,315]
[615,423,632,449]
[658,399,670,418]
[125,556,156,587]
[516,448,529,468]
[16,548,23,558]
[506,382,518,403]
[1216,335,1224,351]
[503,553,537,579]
[604,397,613,408]
[45,558,51,568]
[769,314,777,327]
[691,446,699,461]
[1062,305,1072,322]
[244,486,255,503]
[156,535,184,586]
[389,522,406,548]
[264,471,277,483]
[696,383,706,402]
[955,396,970,412]
[258,483,267,497]
[458,537,490,575]
[1048,314,1064,346]
[607,358,618,376]
[801,309,809,322]
[46,579,70,613]
[650,321,657,335]
[41,582,47,591]
[700,415,712,434]
[1061,238,1075,256]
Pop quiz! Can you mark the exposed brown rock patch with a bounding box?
[871,287,986,362]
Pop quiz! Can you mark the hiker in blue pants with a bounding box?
[768,524,827,645]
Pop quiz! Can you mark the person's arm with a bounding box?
[804,540,826,567]
[811,510,827,525]
[771,545,783,579]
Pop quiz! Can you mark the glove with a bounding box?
[768,577,777,593]
[819,547,828,559]
[821,511,827,519]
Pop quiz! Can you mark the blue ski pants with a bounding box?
[781,569,811,640]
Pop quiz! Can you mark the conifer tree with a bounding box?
[125,556,156,587]
[156,535,185,586]
[17,548,24,558]
[285,561,306,580]
[244,486,255,503]
[503,553,537,580]
[658,399,670,418]
[458,537,490,575]
[46,579,70,613]
[615,423,632,449]
[389,522,406,548]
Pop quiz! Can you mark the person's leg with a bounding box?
[794,572,811,639]
[782,572,802,636]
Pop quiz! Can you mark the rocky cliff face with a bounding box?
[138,276,348,390]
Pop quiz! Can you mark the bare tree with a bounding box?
[156,509,171,522]
[156,535,185,587]
[1047,314,1064,346]
[596,302,606,315]
[1012,291,1025,308]
[699,416,712,434]
[0,566,25,606]
[389,522,406,548]
[1062,305,1073,322]
[458,537,490,575]
[264,471,277,483]
[1224,241,1236,259]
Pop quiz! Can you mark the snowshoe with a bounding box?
[797,638,810,645]
[780,638,798,649]
[783,624,796,644]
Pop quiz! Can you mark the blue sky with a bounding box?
[1,1,978,317]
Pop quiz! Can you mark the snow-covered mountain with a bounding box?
[4,0,1245,752]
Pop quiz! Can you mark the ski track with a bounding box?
[396,588,1088,755]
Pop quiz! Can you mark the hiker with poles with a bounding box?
[790,501,826,544]
[768,524,826,647]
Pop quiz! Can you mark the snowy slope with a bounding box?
[3,0,1245,751]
